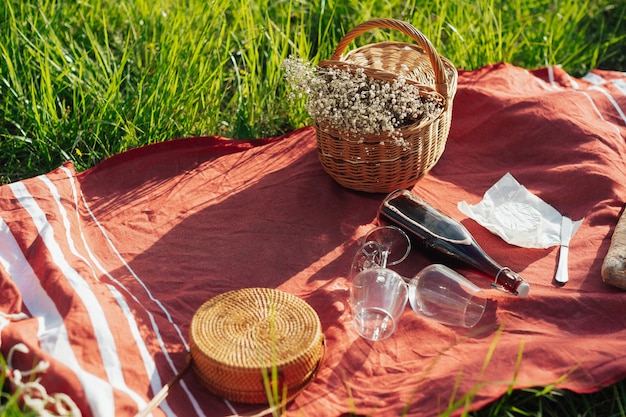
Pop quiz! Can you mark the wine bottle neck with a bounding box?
[494,267,530,298]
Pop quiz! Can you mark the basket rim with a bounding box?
[317,147,420,165]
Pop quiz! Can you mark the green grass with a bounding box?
[1,0,626,415]
[1,0,625,183]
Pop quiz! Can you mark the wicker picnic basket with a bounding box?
[189,287,325,404]
[316,18,458,193]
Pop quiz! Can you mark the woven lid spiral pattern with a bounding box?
[189,287,324,404]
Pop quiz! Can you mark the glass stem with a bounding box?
[380,250,390,268]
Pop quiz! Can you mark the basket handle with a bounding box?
[330,18,449,98]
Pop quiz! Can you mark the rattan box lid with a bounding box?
[189,287,324,404]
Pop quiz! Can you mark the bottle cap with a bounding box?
[516,280,530,298]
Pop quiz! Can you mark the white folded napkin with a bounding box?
[458,172,580,249]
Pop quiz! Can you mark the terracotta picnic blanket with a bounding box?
[1,62,625,417]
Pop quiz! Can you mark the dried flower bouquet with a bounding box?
[282,56,445,148]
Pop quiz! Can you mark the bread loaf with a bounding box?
[601,206,626,289]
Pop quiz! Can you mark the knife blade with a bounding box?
[555,216,584,283]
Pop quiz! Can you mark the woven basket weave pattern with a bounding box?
[189,288,324,404]
[315,19,458,193]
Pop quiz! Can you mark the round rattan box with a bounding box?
[189,287,324,404]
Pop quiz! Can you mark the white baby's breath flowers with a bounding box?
[2,341,82,416]
[282,56,442,148]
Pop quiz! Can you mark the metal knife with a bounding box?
[555,216,583,283]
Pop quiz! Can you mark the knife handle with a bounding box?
[555,245,569,283]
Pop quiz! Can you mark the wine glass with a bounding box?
[407,264,486,328]
[350,267,408,341]
[349,225,411,279]
[363,225,411,267]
